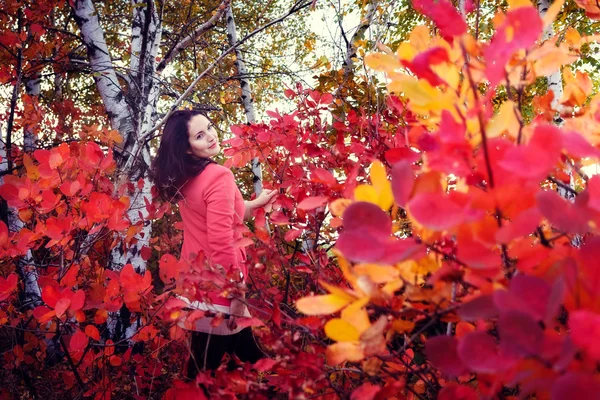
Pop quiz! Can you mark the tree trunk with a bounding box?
[537,0,563,115]
[225,5,263,195]
[341,1,378,77]
[71,0,134,148]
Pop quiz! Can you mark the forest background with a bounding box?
[2,0,600,399]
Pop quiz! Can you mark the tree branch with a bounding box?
[156,0,230,73]
[140,0,313,141]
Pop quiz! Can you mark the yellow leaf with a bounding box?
[431,63,460,91]
[341,298,371,335]
[388,75,437,106]
[326,342,365,365]
[382,279,404,296]
[335,251,359,289]
[364,53,401,73]
[396,42,416,62]
[507,0,532,9]
[324,318,361,342]
[295,294,352,315]
[319,281,357,303]
[566,28,582,50]
[487,100,520,139]
[409,25,431,52]
[354,263,400,283]
[354,184,378,204]
[23,154,39,180]
[370,161,394,210]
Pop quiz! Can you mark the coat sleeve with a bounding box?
[204,167,239,271]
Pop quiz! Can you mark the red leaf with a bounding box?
[407,192,468,231]
[140,246,153,261]
[385,147,420,165]
[498,310,543,357]
[402,47,450,86]
[0,273,18,301]
[438,384,478,400]
[343,201,392,238]
[337,231,385,263]
[70,290,85,311]
[235,317,264,329]
[495,207,542,243]
[551,372,600,400]
[458,295,498,322]
[271,303,281,328]
[69,330,88,353]
[42,285,60,308]
[498,124,562,181]
[85,142,103,165]
[311,168,336,186]
[284,229,302,241]
[253,358,277,372]
[412,0,467,38]
[54,297,71,318]
[537,190,591,234]
[391,161,415,207]
[379,238,424,264]
[485,7,542,85]
[458,331,515,373]
[425,336,468,376]
[0,183,24,207]
[562,131,600,158]
[493,276,552,322]
[33,306,55,323]
[350,383,381,400]
[569,310,600,360]
[297,196,328,210]
[59,180,82,197]
[586,175,600,212]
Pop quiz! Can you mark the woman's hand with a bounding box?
[254,189,277,208]
[244,189,277,220]
[227,296,247,330]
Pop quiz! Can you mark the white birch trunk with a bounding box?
[537,0,571,200]
[19,75,41,306]
[537,0,563,114]
[72,0,134,142]
[225,5,263,195]
[0,82,42,307]
[342,1,378,75]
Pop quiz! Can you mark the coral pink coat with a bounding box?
[179,163,247,307]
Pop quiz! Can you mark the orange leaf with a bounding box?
[296,294,352,315]
[85,325,100,341]
[326,342,365,365]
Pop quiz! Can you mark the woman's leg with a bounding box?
[186,331,232,379]
[232,328,266,364]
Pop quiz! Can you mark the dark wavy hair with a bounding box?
[150,110,215,202]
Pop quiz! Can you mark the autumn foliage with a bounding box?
[3,0,600,398]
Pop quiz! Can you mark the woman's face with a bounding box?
[187,114,220,159]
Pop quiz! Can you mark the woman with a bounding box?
[151,109,277,378]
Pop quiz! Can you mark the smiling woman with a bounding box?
[187,114,221,159]
[150,109,277,378]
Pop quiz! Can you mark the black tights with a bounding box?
[186,328,264,379]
